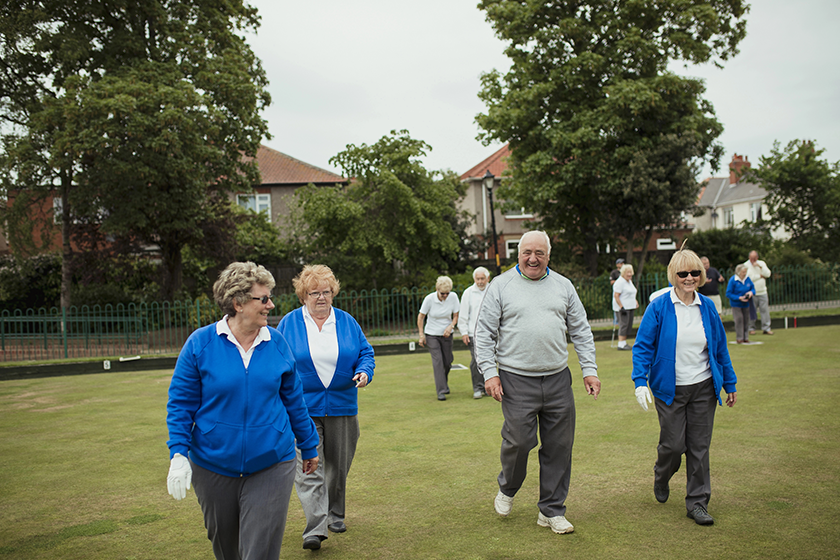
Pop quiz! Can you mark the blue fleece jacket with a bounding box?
[726,276,755,308]
[166,323,319,477]
[277,307,375,417]
[631,291,737,406]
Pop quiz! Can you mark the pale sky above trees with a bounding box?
[248,0,840,178]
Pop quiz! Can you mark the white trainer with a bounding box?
[537,512,574,534]
[494,490,514,516]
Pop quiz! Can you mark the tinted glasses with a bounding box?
[675,270,702,279]
[251,295,274,304]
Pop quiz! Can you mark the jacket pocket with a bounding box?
[242,414,292,473]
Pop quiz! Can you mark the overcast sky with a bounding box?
[246,0,840,180]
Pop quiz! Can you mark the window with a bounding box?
[656,238,677,251]
[237,194,271,220]
[724,208,734,227]
[504,207,534,219]
[750,202,762,222]
[506,239,520,259]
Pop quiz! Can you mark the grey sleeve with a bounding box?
[474,284,501,380]
[564,283,598,378]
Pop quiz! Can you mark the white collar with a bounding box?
[216,315,272,343]
[669,288,702,307]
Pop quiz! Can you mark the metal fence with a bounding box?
[1,264,837,362]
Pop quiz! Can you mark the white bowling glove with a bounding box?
[167,453,192,500]
[635,386,653,412]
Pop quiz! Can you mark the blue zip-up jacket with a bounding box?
[726,275,755,308]
[166,323,319,477]
[632,291,737,406]
[277,307,375,417]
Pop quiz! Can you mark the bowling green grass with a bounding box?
[0,325,838,559]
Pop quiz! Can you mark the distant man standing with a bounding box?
[474,231,600,535]
[698,257,725,318]
[744,251,773,335]
[458,267,491,399]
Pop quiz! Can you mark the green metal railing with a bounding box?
[0,264,837,362]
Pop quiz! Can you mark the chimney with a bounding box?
[729,154,751,184]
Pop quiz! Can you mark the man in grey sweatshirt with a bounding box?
[474,230,600,535]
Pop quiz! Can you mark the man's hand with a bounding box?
[584,376,601,400]
[485,377,503,402]
[461,334,470,345]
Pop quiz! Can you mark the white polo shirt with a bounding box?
[419,291,460,336]
[670,290,712,386]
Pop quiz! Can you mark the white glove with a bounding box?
[635,386,653,412]
[167,453,192,500]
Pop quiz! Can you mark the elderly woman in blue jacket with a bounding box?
[632,249,737,527]
[726,264,756,344]
[278,265,375,551]
[166,262,319,560]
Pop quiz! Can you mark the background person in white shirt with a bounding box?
[418,276,460,401]
[612,264,639,350]
[744,251,773,335]
[457,267,491,399]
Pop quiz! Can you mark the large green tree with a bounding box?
[476,0,748,275]
[747,140,840,263]
[0,0,270,303]
[284,130,466,291]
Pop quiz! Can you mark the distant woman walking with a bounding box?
[418,276,460,400]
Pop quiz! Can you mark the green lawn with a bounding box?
[1,326,838,559]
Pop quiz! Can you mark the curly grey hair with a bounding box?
[213,262,276,317]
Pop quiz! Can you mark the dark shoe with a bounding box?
[328,521,346,533]
[437,395,446,401]
[687,505,714,525]
[654,483,669,503]
[763,330,774,335]
[617,346,632,351]
[303,536,326,550]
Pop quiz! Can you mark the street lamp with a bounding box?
[483,170,501,276]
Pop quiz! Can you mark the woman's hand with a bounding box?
[443,324,453,338]
[418,333,426,347]
[353,372,369,388]
[301,457,320,475]
[725,392,737,407]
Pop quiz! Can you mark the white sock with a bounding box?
[618,341,627,348]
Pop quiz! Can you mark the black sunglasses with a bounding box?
[676,270,702,279]
[251,295,274,304]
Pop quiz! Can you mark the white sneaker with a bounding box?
[537,512,574,534]
[473,391,483,399]
[494,490,514,516]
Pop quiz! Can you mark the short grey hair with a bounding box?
[735,263,747,275]
[473,266,490,280]
[519,230,551,256]
[213,262,276,317]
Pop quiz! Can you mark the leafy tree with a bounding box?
[0,0,270,303]
[0,253,62,312]
[747,140,840,263]
[684,226,774,271]
[476,0,748,276]
[284,130,465,291]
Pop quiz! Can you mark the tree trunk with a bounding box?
[160,239,183,301]
[635,228,655,279]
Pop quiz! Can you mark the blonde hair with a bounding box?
[619,264,634,278]
[292,265,341,303]
[667,250,707,288]
[213,262,276,317]
[435,276,453,292]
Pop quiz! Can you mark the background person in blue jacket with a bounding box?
[632,249,737,526]
[726,264,756,344]
[166,262,320,560]
[278,265,375,551]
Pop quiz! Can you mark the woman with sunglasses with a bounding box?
[277,265,375,551]
[166,262,320,559]
[631,249,737,526]
[417,275,460,400]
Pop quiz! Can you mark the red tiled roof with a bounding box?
[248,145,347,185]
[460,144,511,180]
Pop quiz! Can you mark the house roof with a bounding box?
[460,144,511,181]
[699,177,768,208]
[250,145,346,185]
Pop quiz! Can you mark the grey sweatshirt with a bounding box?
[474,267,598,380]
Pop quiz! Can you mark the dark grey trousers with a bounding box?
[466,340,486,393]
[654,378,717,512]
[732,307,750,341]
[295,415,360,539]
[426,335,453,398]
[191,458,296,560]
[498,368,575,518]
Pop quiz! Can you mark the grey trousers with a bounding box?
[653,378,717,512]
[732,307,750,341]
[748,293,771,331]
[426,335,453,398]
[191,458,296,560]
[498,368,575,518]
[466,340,486,394]
[295,416,360,539]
